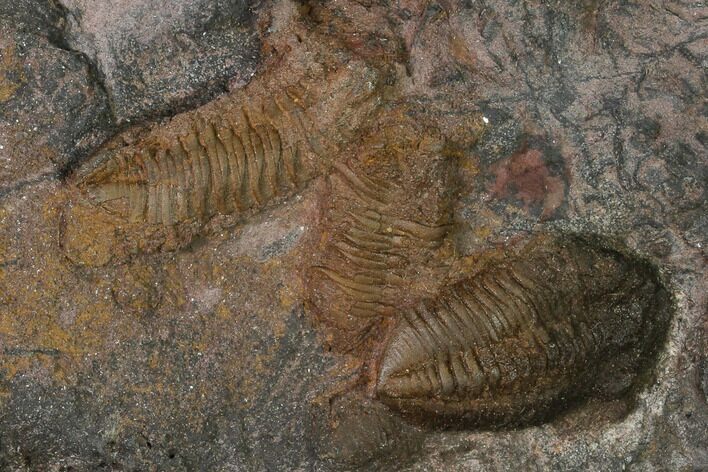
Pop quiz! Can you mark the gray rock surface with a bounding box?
[0,0,112,183]
[58,0,261,124]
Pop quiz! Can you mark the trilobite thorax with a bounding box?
[376,234,671,426]
[305,114,459,353]
[79,95,315,226]
[77,61,380,224]
[62,51,383,263]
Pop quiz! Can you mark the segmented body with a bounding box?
[72,50,383,233]
[78,84,325,226]
[376,235,670,426]
[306,124,455,353]
[63,56,383,263]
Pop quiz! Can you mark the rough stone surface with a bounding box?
[58,0,262,125]
[0,0,706,471]
[0,0,112,184]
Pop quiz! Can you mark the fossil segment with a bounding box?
[321,158,453,315]
[63,50,383,262]
[76,67,376,226]
[376,234,671,426]
[306,118,456,353]
[79,96,315,225]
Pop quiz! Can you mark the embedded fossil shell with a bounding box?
[376,234,671,427]
[75,62,381,227]
[61,53,383,263]
[77,93,316,226]
[305,118,457,354]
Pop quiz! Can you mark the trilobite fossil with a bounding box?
[77,68,378,224]
[305,116,457,353]
[80,94,315,226]
[376,234,671,427]
[62,47,383,263]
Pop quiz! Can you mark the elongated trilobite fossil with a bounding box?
[78,65,379,224]
[376,234,671,427]
[80,94,316,226]
[62,46,384,263]
[306,115,458,353]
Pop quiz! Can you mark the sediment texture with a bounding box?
[0,0,703,470]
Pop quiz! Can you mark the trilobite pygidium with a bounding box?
[376,234,670,427]
[62,42,383,263]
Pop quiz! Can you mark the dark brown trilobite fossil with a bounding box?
[76,66,379,226]
[79,94,316,227]
[61,38,385,264]
[375,233,671,427]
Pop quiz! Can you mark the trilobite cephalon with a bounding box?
[305,112,459,353]
[61,39,384,264]
[375,234,671,427]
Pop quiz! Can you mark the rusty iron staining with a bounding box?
[375,234,671,427]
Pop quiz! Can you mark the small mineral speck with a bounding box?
[482,116,489,124]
